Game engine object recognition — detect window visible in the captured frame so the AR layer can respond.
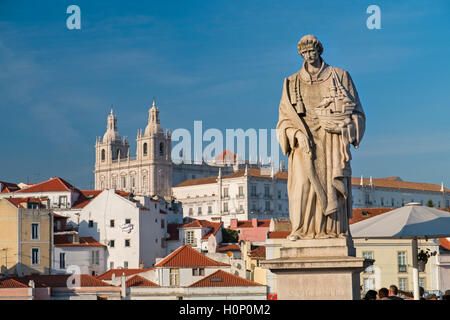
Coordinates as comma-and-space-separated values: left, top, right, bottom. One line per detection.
60, 253, 66, 269
391, 198, 395, 206
362, 251, 374, 273
197, 207, 202, 215
380, 197, 384, 206
170, 269, 179, 286
399, 278, 408, 291
278, 190, 281, 199
189, 208, 193, 216
59, 196, 68, 208
160, 142, 164, 156
124, 261, 128, 269
110, 261, 114, 269
398, 251, 407, 272
143, 143, 148, 156
31, 223, 39, 240
122, 177, 126, 188
223, 188, 229, 198
223, 202, 228, 212
192, 268, 205, 276
265, 201, 271, 211
88, 220, 94, 228
143, 176, 148, 188
132, 176, 135, 188
91, 250, 99, 265
186, 231, 195, 246
238, 186, 244, 197
110, 220, 115, 227
264, 185, 270, 197
250, 184, 257, 197
239, 204, 244, 213
31, 248, 39, 265
208, 206, 212, 214
419, 277, 425, 289
125, 239, 130, 247
365, 193, 370, 205
109, 240, 115, 248
101, 149, 105, 161
125, 218, 131, 224
161, 219, 165, 229
252, 202, 257, 211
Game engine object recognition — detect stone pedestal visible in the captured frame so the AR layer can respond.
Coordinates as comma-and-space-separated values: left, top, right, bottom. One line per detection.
260, 237, 373, 300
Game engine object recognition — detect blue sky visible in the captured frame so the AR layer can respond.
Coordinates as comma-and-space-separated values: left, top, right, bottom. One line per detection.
0, 0, 449, 189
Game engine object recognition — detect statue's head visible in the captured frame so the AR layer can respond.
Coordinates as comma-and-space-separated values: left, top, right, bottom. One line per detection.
298, 34, 323, 65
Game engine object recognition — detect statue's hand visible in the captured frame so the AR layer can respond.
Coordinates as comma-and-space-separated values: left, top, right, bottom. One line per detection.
295, 132, 311, 155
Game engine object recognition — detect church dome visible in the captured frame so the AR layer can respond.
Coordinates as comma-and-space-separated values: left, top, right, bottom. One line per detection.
103, 108, 122, 143
144, 100, 163, 136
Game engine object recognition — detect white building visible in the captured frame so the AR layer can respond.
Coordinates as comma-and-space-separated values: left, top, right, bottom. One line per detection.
352, 176, 449, 208
74, 189, 182, 269
52, 233, 107, 276
172, 167, 289, 227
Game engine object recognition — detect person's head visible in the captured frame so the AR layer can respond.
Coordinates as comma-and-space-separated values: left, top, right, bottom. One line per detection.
426, 293, 437, 300
378, 287, 389, 299
364, 290, 377, 300
442, 290, 450, 300
389, 285, 399, 296
298, 34, 323, 65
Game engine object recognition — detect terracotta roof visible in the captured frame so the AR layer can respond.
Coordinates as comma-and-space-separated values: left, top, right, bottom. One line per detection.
5, 275, 111, 288
167, 223, 181, 241
15, 177, 80, 193
4, 197, 46, 209
189, 270, 263, 287
352, 177, 450, 193
439, 238, 450, 251
349, 208, 394, 224
248, 246, 266, 259
54, 235, 106, 247
215, 150, 238, 162
125, 275, 159, 287
216, 244, 241, 252
97, 268, 153, 281
175, 176, 217, 187
0, 278, 29, 288
72, 190, 132, 209
267, 231, 290, 239
53, 213, 68, 219
155, 245, 230, 268
180, 219, 223, 239
234, 219, 271, 228
0, 181, 20, 193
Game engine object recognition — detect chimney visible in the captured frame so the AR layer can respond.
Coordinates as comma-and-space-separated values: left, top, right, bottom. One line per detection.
360, 175, 364, 186
112, 273, 116, 282
252, 218, 258, 228
139, 261, 144, 269
121, 273, 126, 299
369, 176, 373, 187
28, 280, 35, 288
230, 219, 238, 229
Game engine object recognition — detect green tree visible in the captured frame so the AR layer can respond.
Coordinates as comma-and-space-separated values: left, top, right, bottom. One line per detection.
222, 228, 239, 243
426, 200, 434, 207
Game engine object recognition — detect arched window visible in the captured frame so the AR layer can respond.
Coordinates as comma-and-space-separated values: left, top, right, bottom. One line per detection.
159, 142, 164, 156
101, 149, 105, 161
143, 143, 148, 156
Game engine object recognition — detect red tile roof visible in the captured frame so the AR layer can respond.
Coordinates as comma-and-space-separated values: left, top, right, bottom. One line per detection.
155, 245, 230, 268
439, 238, 450, 251
234, 219, 271, 228
125, 275, 159, 287
0, 181, 20, 193
54, 235, 106, 247
189, 270, 263, 287
248, 246, 266, 259
97, 268, 154, 281
5, 275, 111, 287
216, 244, 241, 252
349, 208, 394, 224
0, 278, 29, 288
4, 197, 47, 208
15, 177, 80, 193
72, 189, 132, 209
180, 219, 223, 240
352, 177, 450, 193
267, 231, 290, 239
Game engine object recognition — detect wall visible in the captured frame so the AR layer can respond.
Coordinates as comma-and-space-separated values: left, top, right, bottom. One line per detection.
0, 199, 19, 275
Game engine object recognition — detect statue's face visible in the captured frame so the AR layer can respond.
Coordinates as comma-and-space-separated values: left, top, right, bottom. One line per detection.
300, 47, 320, 65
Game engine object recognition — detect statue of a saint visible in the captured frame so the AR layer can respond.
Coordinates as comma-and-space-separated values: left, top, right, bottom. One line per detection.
277, 35, 366, 240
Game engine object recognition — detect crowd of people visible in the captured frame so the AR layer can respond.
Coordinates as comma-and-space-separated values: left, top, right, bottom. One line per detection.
363, 285, 450, 300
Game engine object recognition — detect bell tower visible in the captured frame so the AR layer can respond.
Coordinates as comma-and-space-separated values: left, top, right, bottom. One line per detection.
136, 99, 172, 197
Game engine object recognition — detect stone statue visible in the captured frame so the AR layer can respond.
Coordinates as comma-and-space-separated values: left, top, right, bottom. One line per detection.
277, 35, 366, 240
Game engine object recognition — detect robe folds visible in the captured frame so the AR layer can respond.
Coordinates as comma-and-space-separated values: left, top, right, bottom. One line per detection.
276, 60, 365, 239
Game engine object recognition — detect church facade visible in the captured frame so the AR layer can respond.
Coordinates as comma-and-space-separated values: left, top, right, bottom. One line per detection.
94, 101, 173, 197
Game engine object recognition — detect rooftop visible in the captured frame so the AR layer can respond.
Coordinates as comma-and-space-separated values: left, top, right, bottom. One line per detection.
125, 275, 159, 287
97, 268, 154, 281
189, 270, 263, 288
155, 245, 230, 268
